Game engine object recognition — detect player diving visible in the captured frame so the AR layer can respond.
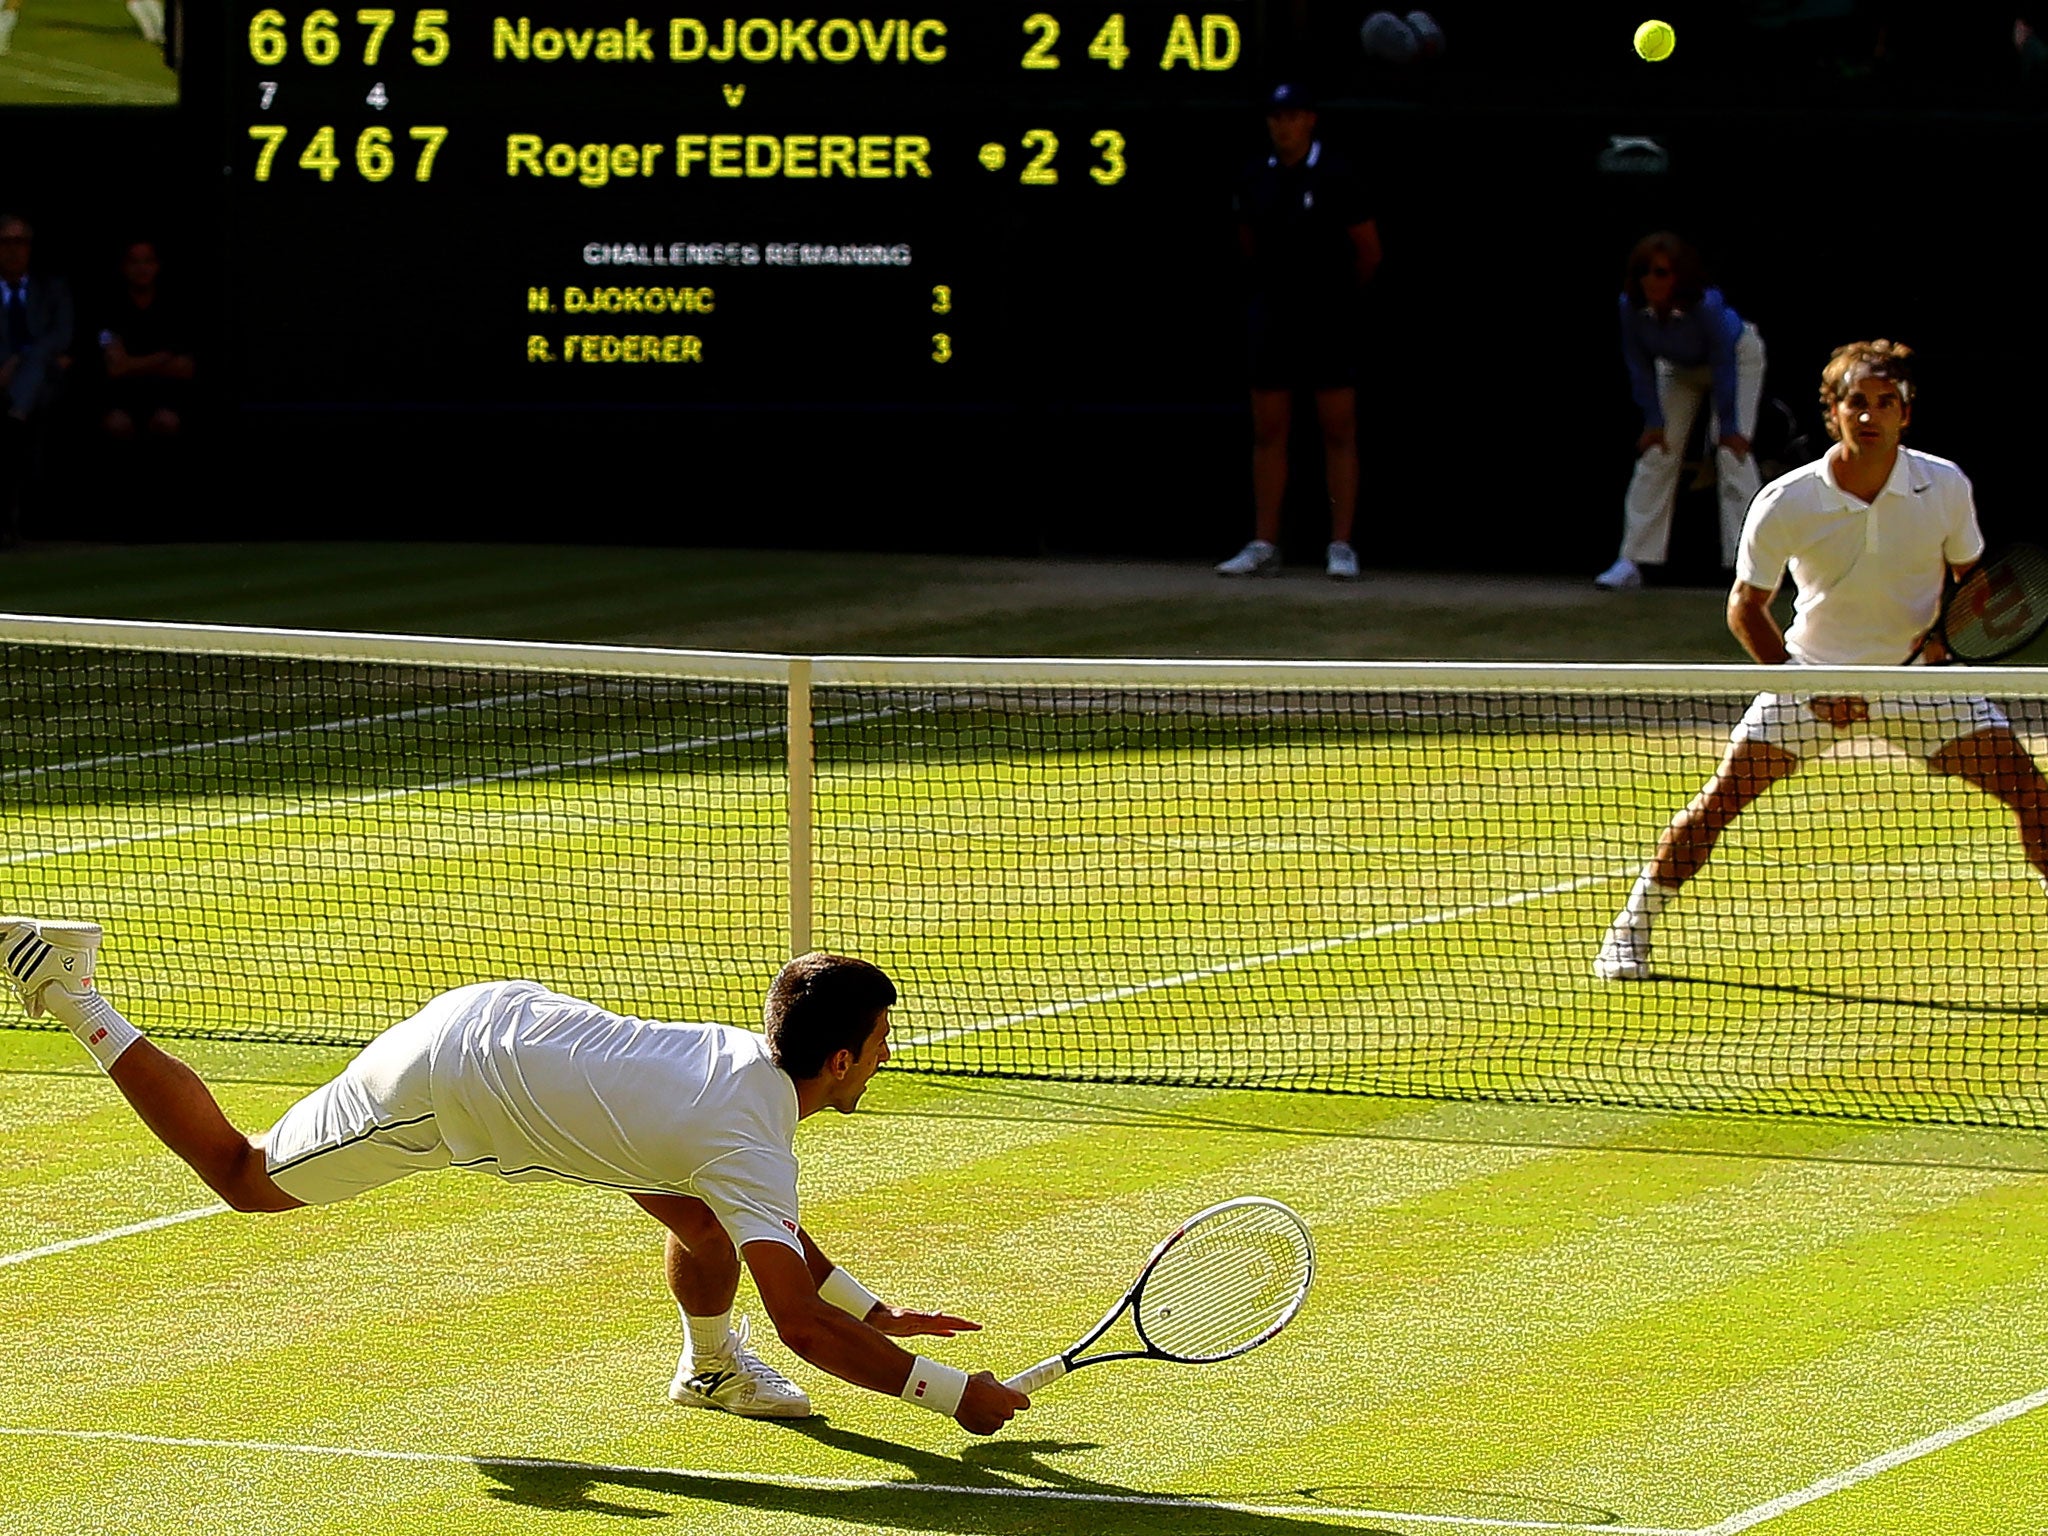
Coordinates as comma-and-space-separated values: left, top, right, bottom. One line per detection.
0, 918, 1031, 1435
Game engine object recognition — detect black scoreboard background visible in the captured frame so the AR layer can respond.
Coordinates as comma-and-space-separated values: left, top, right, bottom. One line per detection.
143, 4, 2045, 555
220, 5, 1264, 415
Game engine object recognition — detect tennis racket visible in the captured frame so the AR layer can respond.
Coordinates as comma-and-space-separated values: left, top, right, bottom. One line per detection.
1003, 1195, 1314, 1395
1908, 544, 2048, 664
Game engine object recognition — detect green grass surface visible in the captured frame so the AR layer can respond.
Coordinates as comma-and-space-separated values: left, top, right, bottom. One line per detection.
12, 539, 2045, 664
0, 541, 1764, 661
0, 0, 175, 104
5, 1030, 2047, 1534
5, 655, 2042, 1122
5, 544, 2048, 1530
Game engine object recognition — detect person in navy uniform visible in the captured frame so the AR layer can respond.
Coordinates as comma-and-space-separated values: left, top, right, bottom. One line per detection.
1216, 83, 1381, 582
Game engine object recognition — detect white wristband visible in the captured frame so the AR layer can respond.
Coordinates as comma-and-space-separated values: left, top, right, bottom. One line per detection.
819, 1266, 881, 1320
900, 1356, 969, 1417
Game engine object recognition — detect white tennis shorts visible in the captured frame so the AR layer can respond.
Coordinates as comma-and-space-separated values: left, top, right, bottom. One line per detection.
1731, 691, 2009, 761
261, 983, 495, 1205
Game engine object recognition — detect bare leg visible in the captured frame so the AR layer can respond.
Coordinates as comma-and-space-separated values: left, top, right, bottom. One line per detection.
634, 1192, 741, 1317
1249, 389, 1291, 545
17, 953, 308, 1215
1313, 387, 1358, 545
1929, 726, 2048, 879
1599, 735, 1801, 977
105, 1040, 303, 1211
1648, 736, 1803, 888
633, 1192, 812, 1415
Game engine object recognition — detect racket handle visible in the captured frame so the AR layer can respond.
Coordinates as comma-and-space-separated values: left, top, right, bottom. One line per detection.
1002, 1356, 1068, 1395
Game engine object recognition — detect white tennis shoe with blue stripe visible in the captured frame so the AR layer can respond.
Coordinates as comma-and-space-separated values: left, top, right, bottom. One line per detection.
668, 1316, 813, 1419
1, 918, 103, 1018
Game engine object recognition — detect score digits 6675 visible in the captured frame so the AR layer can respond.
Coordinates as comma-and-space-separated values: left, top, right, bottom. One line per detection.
241, 10, 1242, 73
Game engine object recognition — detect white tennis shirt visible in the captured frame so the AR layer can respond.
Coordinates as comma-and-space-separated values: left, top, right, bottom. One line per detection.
1736, 447, 1985, 665
426, 981, 803, 1254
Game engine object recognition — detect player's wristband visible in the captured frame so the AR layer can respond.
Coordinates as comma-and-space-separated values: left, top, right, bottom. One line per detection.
820, 1266, 881, 1320
900, 1357, 969, 1417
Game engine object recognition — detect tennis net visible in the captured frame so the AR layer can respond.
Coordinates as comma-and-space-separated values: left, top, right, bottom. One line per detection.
4, 614, 2045, 1127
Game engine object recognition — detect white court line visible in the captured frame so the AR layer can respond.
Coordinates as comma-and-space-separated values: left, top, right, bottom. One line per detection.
0, 707, 900, 872
0, 1426, 1694, 1533
897, 866, 1636, 1050
1698, 1384, 2048, 1533
0, 685, 594, 785
0, 1205, 227, 1270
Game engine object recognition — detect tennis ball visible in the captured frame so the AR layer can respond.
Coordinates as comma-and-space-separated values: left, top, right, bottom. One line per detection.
1634, 19, 1675, 61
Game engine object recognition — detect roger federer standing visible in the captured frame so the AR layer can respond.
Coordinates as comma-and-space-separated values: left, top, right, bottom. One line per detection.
1, 922, 1030, 1434
1215, 83, 1382, 582
1595, 339, 2048, 981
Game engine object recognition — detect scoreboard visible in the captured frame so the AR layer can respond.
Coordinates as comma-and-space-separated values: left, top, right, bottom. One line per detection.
223, 6, 1263, 410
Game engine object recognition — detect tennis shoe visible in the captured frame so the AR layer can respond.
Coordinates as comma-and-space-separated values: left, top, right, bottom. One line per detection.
1594, 557, 1642, 590
668, 1316, 813, 1419
1593, 923, 1651, 982
1216, 540, 1280, 577
1, 918, 103, 1018
1325, 541, 1360, 580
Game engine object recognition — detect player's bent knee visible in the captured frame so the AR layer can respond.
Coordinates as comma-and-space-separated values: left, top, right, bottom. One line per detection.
214, 1142, 304, 1213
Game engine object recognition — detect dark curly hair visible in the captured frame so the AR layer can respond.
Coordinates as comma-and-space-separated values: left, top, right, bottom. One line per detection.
763, 952, 897, 1080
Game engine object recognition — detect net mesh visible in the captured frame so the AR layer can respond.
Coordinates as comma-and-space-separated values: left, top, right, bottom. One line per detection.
5, 623, 2046, 1127
1, 642, 790, 1042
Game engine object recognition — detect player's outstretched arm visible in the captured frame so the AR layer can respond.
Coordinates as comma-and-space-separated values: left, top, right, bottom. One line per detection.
793, 1223, 982, 1338
743, 1239, 1026, 1435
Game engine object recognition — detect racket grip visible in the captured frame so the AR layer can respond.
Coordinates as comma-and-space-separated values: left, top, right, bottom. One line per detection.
1002, 1356, 1068, 1395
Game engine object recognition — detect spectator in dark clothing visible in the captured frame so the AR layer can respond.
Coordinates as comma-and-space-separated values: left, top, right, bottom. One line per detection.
0, 212, 73, 540
2018, 14, 2048, 91
0, 213, 71, 422
99, 239, 195, 441
1216, 83, 1382, 581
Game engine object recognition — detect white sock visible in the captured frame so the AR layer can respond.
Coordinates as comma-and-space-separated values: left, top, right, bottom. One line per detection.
682, 1307, 733, 1363
41, 985, 143, 1072
0, 11, 17, 53
1619, 871, 1679, 929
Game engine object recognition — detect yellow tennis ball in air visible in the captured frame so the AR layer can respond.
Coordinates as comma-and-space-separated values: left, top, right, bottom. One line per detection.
1634, 19, 1675, 61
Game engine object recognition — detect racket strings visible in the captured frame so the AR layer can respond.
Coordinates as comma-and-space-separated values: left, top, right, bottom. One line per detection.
1947, 546, 2048, 661
1135, 1206, 1313, 1361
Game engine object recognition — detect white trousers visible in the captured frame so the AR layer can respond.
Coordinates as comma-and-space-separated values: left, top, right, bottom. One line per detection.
1618, 323, 1766, 568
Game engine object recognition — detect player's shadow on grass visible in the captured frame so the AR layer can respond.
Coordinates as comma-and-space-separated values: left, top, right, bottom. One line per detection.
878, 1076, 2048, 1174
1658, 972, 2048, 1017
35, 19, 145, 37
475, 1418, 1398, 1533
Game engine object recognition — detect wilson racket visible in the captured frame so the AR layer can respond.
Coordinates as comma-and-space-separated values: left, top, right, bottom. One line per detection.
1003, 1195, 1314, 1395
1909, 544, 2048, 663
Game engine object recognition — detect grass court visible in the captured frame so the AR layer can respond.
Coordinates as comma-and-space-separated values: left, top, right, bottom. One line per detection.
4, 543, 2047, 1532
0, 0, 174, 106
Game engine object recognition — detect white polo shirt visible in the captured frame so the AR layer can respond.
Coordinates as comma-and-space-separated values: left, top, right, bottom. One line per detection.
1736, 447, 1984, 665
428, 981, 803, 1255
